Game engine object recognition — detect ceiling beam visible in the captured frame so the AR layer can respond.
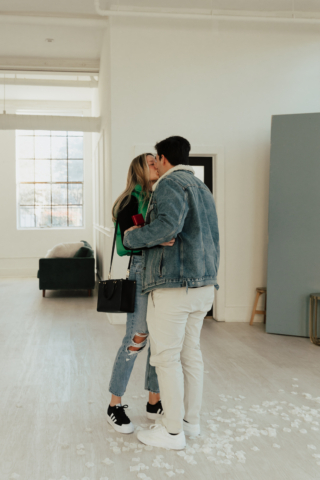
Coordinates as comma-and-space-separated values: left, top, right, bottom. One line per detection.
0, 12, 107, 28
0, 77, 98, 88
0, 114, 101, 132
0, 57, 99, 74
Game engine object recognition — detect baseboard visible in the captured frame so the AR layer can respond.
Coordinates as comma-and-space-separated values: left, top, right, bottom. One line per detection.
106, 312, 127, 325
225, 305, 265, 323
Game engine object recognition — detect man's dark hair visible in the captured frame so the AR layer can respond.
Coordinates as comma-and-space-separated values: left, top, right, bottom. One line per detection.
155, 136, 191, 166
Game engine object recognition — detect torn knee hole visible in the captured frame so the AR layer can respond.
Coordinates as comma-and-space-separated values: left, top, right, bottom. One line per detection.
127, 333, 148, 354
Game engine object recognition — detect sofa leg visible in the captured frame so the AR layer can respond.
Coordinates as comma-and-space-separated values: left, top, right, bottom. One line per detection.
88, 289, 92, 297
42, 290, 45, 298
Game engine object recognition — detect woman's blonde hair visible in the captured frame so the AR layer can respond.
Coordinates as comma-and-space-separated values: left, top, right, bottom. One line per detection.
112, 153, 154, 222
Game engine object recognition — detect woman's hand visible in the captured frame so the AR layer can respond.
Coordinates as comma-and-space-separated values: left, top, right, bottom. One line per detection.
124, 225, 141, 235
160, 238, 175, 247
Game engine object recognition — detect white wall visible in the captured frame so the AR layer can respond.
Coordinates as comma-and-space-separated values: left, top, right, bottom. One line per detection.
98, 17, 320, 322
0, 86, 94, 277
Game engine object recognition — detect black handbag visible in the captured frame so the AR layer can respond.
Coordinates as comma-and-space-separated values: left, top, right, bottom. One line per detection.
97, 219, 136, 313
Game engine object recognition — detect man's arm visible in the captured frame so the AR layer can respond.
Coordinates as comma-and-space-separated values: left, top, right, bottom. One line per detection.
123, 178, 188, 250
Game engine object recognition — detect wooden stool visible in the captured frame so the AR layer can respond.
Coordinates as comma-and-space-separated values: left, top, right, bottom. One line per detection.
250, 287, 267, 325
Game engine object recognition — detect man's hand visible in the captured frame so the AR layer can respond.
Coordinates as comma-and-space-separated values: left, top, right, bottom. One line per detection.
160, 238, 175, 247
125, 225, 141, 235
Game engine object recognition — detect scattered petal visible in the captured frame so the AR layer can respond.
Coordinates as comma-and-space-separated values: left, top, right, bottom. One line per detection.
300, 429, 308, 434
85, 462, 94, 468
166, 473, 176, 478
10, 475, 20, 480
273, 444, 281, 448
102, 458, 114, 466
176, 469, 185, 474
283, 428, 291, 433
308, 445, 317, 450
251, 446, 259, 451
76, 444, 85, 450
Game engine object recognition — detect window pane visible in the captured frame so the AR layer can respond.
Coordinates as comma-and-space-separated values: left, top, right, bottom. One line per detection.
17, 130, 34, 136
52, 184, 67, 205
68, 131, 83, 137
17, 136, 34, 159
68, 160, 83, 182
52, 136, 67, 159
51, 131, 67, 136
68, 136, 83, 159
35, 130, 49, 136
20, 207, 35, 227
35, 160, 51, 182
52, 160, 67, 182
35, 184, 51, 205
35, 136, 50, 159
19, 184, 34, 205
68, 184, 82, 205
68, 206, 82, 227
52, 207, 68, 227
18, 160, 34, 182
35, 207, 51, 227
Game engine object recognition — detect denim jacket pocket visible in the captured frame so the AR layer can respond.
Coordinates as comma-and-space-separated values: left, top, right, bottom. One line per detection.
159, 249, 164, 277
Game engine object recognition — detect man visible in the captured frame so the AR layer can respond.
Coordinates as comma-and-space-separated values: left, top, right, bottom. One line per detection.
123, 136, 220, 450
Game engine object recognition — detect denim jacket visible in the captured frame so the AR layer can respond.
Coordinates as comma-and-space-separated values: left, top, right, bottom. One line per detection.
123, 165, 220, 294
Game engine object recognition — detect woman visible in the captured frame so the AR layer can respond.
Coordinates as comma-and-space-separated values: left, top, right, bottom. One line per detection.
107, 153, 174, 434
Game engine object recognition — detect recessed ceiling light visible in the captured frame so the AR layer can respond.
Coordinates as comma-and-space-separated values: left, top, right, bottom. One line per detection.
45, 38, 54, 43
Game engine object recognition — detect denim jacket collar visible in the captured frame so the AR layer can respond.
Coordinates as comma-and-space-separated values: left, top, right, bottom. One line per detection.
152, 164, 195, 192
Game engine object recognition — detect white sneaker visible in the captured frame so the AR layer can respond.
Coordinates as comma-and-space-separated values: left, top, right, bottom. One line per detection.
183, 420, 201, 437
137, 424, 186, 450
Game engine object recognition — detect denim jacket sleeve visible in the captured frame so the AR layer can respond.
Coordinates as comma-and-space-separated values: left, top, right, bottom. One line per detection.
123, 178, 189, 249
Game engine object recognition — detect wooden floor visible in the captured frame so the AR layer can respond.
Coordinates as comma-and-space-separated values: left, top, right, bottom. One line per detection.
1, 278, 320, 480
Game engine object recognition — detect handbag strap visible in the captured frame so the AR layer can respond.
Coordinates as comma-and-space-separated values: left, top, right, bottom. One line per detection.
108, 217, 134, 280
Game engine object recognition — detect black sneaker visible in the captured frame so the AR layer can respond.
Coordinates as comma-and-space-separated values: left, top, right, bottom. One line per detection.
107, 404, 134, 434
146, 400, 164, 420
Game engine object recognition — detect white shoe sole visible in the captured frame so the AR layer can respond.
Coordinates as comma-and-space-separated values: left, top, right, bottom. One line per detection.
146, 412, 164, 420
107, 415, 134, 434
183, 422, 201, 437
137, 431, 186, 450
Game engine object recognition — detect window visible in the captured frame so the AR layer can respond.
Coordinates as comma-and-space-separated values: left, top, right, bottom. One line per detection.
16, 130, 84, 228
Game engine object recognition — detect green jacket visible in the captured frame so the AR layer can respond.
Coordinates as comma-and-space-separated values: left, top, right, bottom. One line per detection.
115, 184, 149, 257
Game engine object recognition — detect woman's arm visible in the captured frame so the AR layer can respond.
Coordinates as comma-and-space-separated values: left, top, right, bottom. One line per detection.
117, 196, 140, 251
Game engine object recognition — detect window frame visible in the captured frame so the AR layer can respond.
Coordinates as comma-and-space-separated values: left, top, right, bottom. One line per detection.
16, 129, 85, 230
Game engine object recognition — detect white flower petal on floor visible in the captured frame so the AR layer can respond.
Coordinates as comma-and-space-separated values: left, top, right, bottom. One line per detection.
122, 447, 130, 452
299, 429, 308, 434
85, 462, 94, 468
166, 472, 176, 478
140, 395, 146, 398
132, 457, 140, 462
176, 469, 185, 473
132, 395, 139, 399
137, 474, 147, 479
273, 444, 281, 448
251, 446, 259, 451
135, 449, 143, 453
308, 445, 316, 450
10, 474, 20, 479
283, 428, 291, 433
102, 457, 114, 465
76, 444, 85, 450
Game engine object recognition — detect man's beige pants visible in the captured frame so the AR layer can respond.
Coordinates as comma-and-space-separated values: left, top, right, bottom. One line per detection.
147, 285, 215, 434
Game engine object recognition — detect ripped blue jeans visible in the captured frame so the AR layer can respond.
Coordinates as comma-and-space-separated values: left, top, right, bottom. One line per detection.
109, 255, 160, 397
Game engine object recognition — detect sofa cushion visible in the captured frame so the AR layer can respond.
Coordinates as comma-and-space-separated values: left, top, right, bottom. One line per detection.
73, 246, 94, 258
45, 242, 84, 258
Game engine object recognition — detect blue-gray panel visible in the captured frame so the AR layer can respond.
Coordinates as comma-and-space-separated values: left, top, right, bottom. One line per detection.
267, 112, 320, 337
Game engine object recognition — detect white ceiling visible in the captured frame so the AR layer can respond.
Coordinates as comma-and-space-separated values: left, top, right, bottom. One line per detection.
1, 0, 320, 15
1, 0, 320, 75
